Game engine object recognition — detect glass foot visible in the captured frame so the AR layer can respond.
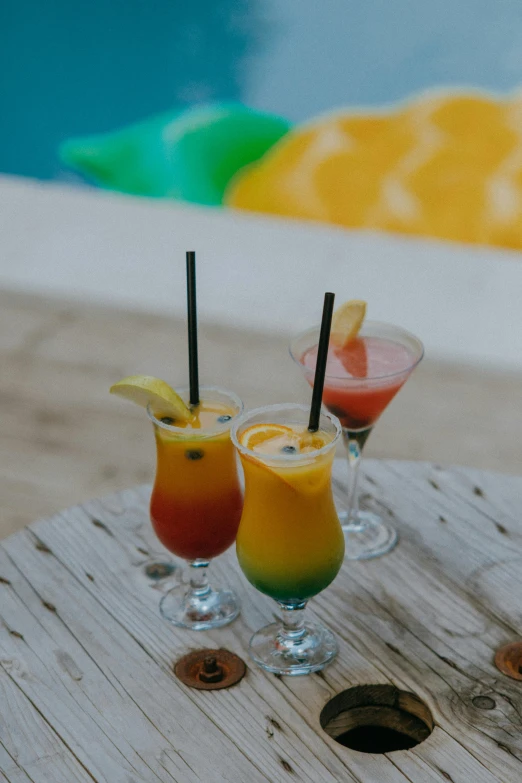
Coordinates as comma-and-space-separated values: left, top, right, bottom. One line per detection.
338, 510, 398, 560
249, 621, 338, 675
159, 585, 240, 631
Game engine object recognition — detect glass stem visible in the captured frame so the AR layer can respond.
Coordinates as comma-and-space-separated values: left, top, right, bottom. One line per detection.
342, 428, 372, 531
278, 601, 307, 645
187, 559, 212, 600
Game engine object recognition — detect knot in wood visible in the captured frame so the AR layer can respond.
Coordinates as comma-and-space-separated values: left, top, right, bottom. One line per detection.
144, 561, 176, 580
472, 695, 496, 710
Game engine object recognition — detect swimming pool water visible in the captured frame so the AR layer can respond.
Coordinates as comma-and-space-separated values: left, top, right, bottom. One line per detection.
3, 0, 522, 180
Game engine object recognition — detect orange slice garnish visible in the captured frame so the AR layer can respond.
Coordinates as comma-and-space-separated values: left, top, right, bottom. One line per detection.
239, 423, 295, 452
240, 423, 330, 455
331, 300, 367, 349
239, 424, 333, 491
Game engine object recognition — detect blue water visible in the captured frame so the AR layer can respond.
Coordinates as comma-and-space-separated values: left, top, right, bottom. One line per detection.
3, 0, 522, 180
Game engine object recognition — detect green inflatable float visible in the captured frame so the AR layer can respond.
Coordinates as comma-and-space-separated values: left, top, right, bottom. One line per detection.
60, 103, 291, 206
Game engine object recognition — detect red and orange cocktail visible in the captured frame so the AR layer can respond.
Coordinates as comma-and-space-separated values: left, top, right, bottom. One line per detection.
150, 398, 242, 561
147, 386, 244, 629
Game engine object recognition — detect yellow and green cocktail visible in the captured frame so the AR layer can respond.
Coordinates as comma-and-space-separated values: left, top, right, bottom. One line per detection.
232, 403, 343, 675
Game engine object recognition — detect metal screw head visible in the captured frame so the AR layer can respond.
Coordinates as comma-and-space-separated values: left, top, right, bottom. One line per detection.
174, 649, 246, 690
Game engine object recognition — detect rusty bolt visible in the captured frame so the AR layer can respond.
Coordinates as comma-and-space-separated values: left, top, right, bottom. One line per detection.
174, 648, 246, 690
199, 655, 224, 683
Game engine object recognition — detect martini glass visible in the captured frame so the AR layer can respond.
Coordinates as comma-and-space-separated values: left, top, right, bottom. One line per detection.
290, 321, 424, 560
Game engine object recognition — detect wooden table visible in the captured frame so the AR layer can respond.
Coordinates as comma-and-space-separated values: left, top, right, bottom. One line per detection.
1, 459, 522, 782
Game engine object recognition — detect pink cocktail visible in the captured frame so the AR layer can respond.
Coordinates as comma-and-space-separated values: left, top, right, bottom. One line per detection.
301, 336, 414, 429
291, 321, 423, 560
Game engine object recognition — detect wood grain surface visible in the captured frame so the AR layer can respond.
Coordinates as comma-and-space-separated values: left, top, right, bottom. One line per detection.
1, 459, 522, 781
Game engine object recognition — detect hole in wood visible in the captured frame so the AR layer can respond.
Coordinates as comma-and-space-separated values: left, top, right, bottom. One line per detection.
320, 684, 433, 754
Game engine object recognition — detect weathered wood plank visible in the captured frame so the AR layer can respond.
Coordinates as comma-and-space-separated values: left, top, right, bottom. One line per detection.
8, 489, 409, 782
1, 525, 370, 781
0, 662, 94, 783
328, 460, 522, 779
0, 544, 269, 783
2, 460, 522, 781
65, 476, 521, 780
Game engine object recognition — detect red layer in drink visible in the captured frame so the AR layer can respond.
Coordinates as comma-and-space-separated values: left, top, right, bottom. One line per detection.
151, 488, 243, 561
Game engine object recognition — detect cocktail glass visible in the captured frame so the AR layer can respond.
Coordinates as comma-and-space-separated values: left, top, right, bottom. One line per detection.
231, 403, 344, 675
290, 322, 424, 560
147, 386, 243, 630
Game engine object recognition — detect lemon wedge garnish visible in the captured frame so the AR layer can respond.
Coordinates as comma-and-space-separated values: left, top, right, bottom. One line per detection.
331, 300, 367, 349
109, 375, 192, 422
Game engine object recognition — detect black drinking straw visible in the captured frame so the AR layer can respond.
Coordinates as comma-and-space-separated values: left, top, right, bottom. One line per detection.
308, 292, 335, 432
186, 251, 200, 406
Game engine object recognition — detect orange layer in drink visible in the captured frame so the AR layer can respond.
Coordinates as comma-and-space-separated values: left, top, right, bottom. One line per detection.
236, 424, 344, 602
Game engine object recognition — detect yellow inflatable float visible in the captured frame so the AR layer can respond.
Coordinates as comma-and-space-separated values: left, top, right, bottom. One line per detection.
226, 91, 522, 250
